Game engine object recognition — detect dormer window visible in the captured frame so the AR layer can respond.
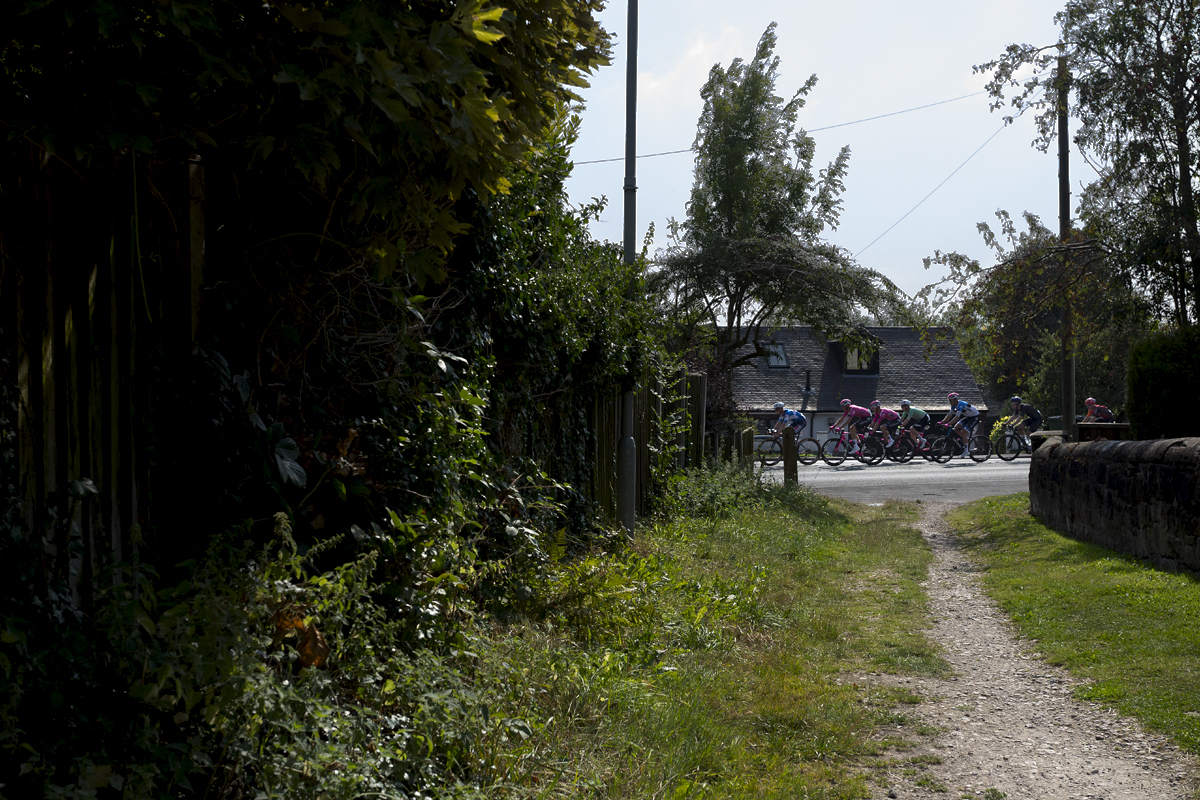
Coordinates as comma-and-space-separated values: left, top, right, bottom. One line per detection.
836, 343, 879, 375
765, 343, 788, 368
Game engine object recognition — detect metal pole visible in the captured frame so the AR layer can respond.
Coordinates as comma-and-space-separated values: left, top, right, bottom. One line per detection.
1057, 54, 1075, 441
616, 0, 639, 535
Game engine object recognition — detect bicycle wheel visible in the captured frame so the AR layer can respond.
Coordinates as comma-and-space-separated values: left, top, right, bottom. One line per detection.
930, 436, 956, 464
756, 438, 782, 467
821, 437, 848, 466
796, 437, 821, 466
860, 437, 885, 465
993, 434, 1021, 462
893, 438, 915, 463
967, 435, 991, 462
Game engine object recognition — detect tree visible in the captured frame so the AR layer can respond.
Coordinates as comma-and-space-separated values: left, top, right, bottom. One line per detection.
924, 211, 1154, 417
650, 23, 896, 424
976, 0, 1200, 323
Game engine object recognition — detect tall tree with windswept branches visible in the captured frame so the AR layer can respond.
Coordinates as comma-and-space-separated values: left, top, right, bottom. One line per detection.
652, 23, 896, 422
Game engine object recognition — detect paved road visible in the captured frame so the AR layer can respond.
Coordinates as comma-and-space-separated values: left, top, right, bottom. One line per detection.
763, 454, 1031, 504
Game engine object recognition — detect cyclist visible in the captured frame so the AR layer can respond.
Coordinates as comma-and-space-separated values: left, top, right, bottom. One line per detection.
1005, 396, 1042, 445
1082, 397, 1115, 423
831, 398, 873, 454
941, 392, 981, 458
772, 401, 808, 437
898, 399, 931, 449
867, 400, 901, 448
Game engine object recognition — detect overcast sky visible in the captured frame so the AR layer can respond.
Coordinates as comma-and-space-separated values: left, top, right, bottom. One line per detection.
564, 0, 1097, 299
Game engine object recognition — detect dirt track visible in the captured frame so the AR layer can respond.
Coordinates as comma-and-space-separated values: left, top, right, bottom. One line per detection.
856, 502, 1198, 800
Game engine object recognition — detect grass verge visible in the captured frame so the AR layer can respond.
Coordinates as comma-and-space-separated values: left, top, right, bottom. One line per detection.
947, 492, 1200, 753
474, 463, 948, 798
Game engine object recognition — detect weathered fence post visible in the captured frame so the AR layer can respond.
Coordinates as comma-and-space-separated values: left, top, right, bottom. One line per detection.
721, 432, 732, 463
741, 427, 755, 472
617, 391, 636, 535
783, 425, 798, 485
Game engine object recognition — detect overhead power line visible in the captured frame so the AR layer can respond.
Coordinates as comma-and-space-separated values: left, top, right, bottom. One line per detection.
854, 124, 1007, 258
573, 89, 988, 165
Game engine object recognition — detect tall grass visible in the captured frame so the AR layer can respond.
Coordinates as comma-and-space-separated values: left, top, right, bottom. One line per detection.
474, 463, 948, 798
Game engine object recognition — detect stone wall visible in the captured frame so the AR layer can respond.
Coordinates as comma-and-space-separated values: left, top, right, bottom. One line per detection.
1029, 437, 1200, 573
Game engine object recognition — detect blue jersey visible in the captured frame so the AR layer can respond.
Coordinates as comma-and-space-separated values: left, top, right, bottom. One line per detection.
953, 400, 979, 417
781, 409, 807, 430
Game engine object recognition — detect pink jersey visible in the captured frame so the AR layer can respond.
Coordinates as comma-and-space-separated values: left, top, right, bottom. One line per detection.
844, 404, 871, 418
871, 408, 900, 425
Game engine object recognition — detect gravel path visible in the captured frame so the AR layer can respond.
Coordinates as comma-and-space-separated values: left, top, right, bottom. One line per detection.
858, 501, 1198, 800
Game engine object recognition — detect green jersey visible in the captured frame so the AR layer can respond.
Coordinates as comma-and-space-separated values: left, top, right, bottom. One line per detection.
900, 406, 927, 424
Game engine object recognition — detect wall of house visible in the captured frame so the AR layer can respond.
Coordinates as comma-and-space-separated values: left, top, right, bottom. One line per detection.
1029, 437, 1200, 572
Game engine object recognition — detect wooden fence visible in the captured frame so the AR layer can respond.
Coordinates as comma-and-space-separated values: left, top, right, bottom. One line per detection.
591, 371, 707, 521
2, 149, 203, 605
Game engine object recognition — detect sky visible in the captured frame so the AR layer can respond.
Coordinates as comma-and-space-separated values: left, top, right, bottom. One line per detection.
563, 0, 1098, 300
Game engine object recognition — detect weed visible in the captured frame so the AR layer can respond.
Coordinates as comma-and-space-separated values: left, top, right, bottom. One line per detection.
916, 774, 948, 791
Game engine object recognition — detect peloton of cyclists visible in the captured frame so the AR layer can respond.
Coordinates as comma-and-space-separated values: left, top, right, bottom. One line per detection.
831, 398, 873, 455
1005, 396, 1042, 446
866, 400, 901, 448
897, 399, 931, 450
941, 392, 981, 459
772, 401, 808, 438
1082, 397, 1115, 423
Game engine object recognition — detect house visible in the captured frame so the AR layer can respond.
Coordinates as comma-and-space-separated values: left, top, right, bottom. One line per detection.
732, 327, 991, 437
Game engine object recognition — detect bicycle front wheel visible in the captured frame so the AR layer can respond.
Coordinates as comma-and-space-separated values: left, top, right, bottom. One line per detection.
968, 435, 991, 462
756, 438, 782, 467
796, 437, 821, 466
860, 437, 885, 465
993, 434, 1021, 462
821, 438, 848, 466
930, 436, 956, 464
893, 438, 915, 463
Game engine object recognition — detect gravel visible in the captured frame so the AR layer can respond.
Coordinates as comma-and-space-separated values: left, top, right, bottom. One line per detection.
856, 501, 1199, 799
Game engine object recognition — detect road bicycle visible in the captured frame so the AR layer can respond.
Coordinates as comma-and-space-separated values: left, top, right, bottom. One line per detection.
919, 419, 990, 463
909, 421, 954, 463
821, 426, 867, 466
859, 426, 915, 464
992, 423, 1034, 462
755, 432, 821, 467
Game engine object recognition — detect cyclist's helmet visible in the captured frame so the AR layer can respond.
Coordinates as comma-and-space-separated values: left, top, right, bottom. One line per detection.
869, 400, 881, 409
900, 399, 911, 408
773, 402, 785, 410
1085, 397, 1097, 406
947, 392, 959, 402
1010, 395, 1022, 405
840, 398, 851, 407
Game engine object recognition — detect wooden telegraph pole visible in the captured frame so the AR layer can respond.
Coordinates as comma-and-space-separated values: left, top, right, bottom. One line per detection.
616, 0, 639, 535
1057, 54, 1076, 441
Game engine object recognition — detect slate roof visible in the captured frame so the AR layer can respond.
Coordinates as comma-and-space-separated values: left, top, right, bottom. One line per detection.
731, 326, 989, 417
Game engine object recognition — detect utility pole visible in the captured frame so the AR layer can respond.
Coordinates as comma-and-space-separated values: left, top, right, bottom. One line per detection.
616, 0, 638, 536
1057, 54, 1075, 441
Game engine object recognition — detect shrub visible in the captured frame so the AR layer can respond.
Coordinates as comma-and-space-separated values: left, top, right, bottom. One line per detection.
1126, 327, 1200, 439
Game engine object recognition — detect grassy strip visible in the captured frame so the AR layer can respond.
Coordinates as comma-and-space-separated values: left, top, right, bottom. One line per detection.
474, 464, 948, 798
947, 492, 1200, 753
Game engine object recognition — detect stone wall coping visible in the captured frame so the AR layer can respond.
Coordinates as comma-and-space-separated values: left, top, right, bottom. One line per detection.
1032, 437, 1200, 465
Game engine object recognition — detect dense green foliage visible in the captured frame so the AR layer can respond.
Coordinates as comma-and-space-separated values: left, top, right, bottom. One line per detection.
976, 0, 1200, 325
927, 211, 1154, 418
2, 0, 610, 283
0, 3, 685, 798
1126, 326, 1200, 438
651, 23, 896, 426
